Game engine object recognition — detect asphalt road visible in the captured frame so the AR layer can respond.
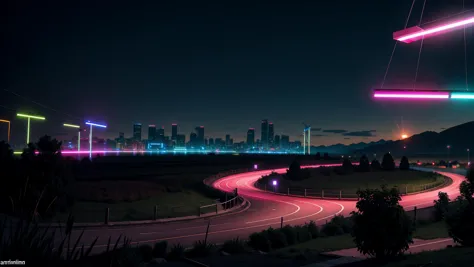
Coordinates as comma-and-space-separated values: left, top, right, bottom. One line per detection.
60, 165, 464, 254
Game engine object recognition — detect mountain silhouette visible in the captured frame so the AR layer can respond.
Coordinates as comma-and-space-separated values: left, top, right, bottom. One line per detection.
356, 121, 474, 157
312, 139, 388, 154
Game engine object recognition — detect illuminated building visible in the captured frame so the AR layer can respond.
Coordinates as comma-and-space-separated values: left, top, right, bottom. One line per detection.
274, 135, 280, 149
280, 135, 290, 150
261, 119, 268, 149
148, 125, 156, 141
133, 123, 142, 141
176, 134, 186, 147
268, 122, 274, 147
225, 134, 231, 147
195, 126, 204, 146
208, 138, 214, 148
189, 132, 197, 147
157, 126, 165, 142
171, 123, 178, 142
247, 128, 255, 146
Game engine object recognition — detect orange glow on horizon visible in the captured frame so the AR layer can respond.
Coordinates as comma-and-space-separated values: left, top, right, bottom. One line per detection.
401, 134, 408, 139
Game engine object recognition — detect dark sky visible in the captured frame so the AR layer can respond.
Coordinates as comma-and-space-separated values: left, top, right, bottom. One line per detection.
2, 0, 474, 146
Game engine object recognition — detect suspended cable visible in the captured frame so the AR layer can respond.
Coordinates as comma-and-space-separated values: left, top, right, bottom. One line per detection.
420, 8, 474, 26
381, 0, 417, 88
2, 88, 82, 120
413, 0, 427, 89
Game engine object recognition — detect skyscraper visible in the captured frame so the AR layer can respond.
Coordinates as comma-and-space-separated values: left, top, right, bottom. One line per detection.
261, 119, 268, 149
268, 122, 274, 148
195, 126, 204, 146
171, 123, 178, 142
274, 135, 280, 149
247, 128, 255, 146
157, 126, 165, 142
189, 132, 197, 147
225, 134, 231, 147
280, 135, 290, 150
133, 123, 142, 141
176, 134, 185, 147
148, 125, 156, 141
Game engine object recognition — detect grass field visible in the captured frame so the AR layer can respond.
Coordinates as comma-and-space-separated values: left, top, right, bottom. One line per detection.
50, 180, 223, 223
381, 247, 473, 267
262, 168, 446, 197
414, 221, 450, 239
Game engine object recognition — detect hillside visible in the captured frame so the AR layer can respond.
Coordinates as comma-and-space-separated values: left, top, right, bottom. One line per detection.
356, 121, 474, 157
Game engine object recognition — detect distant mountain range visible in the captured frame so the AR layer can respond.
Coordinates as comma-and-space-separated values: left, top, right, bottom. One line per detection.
311, 140, 388, 154
354, 121, 474, 157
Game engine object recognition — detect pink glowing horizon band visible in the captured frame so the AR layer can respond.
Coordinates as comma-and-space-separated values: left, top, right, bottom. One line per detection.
394, 16, 474, 43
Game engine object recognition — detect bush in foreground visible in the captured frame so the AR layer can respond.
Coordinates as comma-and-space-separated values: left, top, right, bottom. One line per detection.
248, 231, 271, 252
222, 238, 247, 254
351, 186, 413, 259
445, 167, 474, 246
433, 192, 450, 222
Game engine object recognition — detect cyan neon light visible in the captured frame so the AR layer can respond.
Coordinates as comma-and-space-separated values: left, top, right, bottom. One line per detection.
450, 92, 474, 99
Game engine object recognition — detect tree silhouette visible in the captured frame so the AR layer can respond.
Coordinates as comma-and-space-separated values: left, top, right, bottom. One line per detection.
351, 186, 413, 259
342, 158, 353, 171
323, 153, 329, 160
381, 153, 395, 170
286, 160, 302, 180
36, 135, 62, 156
0, 141, 14, 163
445, 167, 474, 246
358, 155, 370, 172
399, 156, 410, 170
315, 152, 321, 160
371, 159, 381, 170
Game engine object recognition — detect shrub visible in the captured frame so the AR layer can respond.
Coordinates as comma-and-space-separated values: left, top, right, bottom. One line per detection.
222, 237, 246, 254
306, 220, 320, 238
351, 186, 413, 259
358, 155, 370, 172
187, 240, 214, 258
342, 158, 353, 171
399, 156, 410, 170
266, 228, 288, 249
286, 161, 310, 181
329, 215, 352, 234
152, 241, 168, 258
381, 153, 395, 170
248, 231, 271, 252
166, 243, 185, 261
139, 244, 153, 262
445, 167, 474, 246
445, 198, 474, 246
321, 221, 344, 236
281, 225, 297, 245
371, 159, 381, 170
293, 225, 312, 243
433, 192, 450, 222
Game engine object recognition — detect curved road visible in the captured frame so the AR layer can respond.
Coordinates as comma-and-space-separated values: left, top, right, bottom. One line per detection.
66, 165, 465, 253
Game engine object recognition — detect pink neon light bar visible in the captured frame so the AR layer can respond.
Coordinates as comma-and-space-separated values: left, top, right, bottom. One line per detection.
394, 16, 474, 43
373, 90, 450, 99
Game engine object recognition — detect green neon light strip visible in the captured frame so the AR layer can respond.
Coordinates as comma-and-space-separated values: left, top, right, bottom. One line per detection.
63, 123, 80, 128
17, 113, 46, 120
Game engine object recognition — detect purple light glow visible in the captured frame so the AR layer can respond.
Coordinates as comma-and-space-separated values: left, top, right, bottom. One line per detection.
254, 164, 258, 169
85, 121, 107, 128
272, 180, 277, 186
394, 16, 474, 43
373, 90, 450, 99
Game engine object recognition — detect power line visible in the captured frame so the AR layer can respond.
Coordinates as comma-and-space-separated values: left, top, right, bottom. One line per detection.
413, 0, 427, 89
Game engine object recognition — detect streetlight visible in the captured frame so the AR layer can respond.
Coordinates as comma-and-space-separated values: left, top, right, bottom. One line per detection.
0, 119, 11, 143
272, 180, 278, 192
63, 123, 82, 152
85, 121, 107, 158
467, 148, 470, 166
447, 145, 451, 163
17, 113, 45, 145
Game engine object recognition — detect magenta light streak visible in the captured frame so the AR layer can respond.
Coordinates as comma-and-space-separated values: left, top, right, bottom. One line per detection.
394, 16, 474, 43
373, 90, 449, 99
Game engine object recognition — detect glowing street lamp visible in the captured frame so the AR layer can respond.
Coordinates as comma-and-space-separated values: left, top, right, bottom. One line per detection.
447, 145, 451, 163
272, 180, 278, 192
85, 121, 107, 158
467, 149, 470, 166
17, 113, 45, 145
63, 123, 82, 152
0, 119, 11, 143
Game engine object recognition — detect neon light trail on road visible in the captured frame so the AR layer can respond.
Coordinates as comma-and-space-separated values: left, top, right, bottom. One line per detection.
373, 89, 474, 100
394, 16, 474, 43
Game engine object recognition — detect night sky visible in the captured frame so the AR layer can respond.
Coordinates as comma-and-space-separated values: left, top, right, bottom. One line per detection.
3, 0, 474, 147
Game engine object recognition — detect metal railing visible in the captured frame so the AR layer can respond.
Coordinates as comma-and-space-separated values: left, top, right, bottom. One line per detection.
255, 176, 449, 200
